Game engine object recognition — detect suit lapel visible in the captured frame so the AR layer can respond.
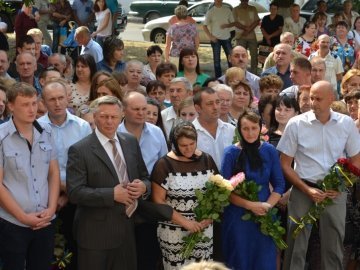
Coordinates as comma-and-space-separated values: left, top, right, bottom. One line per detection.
90, 133, 119, 182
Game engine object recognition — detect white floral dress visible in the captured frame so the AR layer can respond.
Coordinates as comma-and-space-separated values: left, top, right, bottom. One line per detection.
151, 153, 218, 270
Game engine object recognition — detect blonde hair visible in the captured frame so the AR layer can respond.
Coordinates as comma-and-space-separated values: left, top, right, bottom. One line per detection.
177, 96, 195, 117
331, 101, 349, 115
27, 28, 43, 39
175, 5, 188, 20
341, 69, 360, 95
181, 261, 229, 270
224, 67, 245, 86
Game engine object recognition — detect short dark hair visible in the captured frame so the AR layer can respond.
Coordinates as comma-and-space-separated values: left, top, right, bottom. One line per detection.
73, 54, 97, 83
291, 57, 312, 72
147, 45, 163, 57
103, 37, 124, 63
344, 90, 360, 103
146, 80, 166, 94
193, 87, 215, 106
156, 62, 177, 78
178, 47, 200, 75
269, 94, 300, 132
18, 35, 35, 49
336, 20, 349, 29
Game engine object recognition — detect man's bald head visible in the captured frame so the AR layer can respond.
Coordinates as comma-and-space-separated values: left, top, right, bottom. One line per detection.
310, 81, 335, 119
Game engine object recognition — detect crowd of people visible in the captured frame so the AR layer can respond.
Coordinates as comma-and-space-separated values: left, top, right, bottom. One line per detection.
0, 0, 360, 270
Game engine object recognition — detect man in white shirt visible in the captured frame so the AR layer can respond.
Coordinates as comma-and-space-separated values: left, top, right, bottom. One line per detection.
193, 87, 235, 170
75, 26, 103, 63
203, 0, 234, 78
309, 34, 343, 96
278, 81, 360, 270
283, 4, 306, 38
161, 77, 193, 138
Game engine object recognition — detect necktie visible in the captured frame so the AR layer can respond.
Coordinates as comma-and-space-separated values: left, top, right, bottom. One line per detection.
109, 139, 137, 217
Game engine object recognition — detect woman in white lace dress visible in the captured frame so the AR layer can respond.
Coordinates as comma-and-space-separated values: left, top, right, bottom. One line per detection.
151, 122, 218, 269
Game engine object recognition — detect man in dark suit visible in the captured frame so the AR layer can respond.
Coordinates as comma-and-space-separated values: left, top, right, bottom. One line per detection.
66, 95, 163, 270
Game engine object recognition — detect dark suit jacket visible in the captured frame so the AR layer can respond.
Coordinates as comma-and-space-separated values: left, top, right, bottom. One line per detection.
66, 132, 157, 252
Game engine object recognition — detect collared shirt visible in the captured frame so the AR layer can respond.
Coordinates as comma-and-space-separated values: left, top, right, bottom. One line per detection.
309, 51, 343, 93
277, 110, 360, 183
193, 118, 235, 170
177, 71, 210, 87
161, 106, 177, 139
38, 110, 92, 181
283, 16, 306, 38
261, 66, 293, 90
118, 122, 167, 173
204, 4, 234, 40
218, 71, 260, 98
72, 0, 94, 25
97, 59, 126, 73
0, 118, 57, 227
232, 4, 259, 40
81, 39, 104, 63
95, 128, 127, 182
15, 77, 42, 95
281, 85, 299, 97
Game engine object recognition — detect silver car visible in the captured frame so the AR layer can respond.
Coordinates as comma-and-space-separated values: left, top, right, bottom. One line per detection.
142, 0, 269, 45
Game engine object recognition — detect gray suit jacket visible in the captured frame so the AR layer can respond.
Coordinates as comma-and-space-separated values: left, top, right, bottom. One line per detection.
66, 132, 170, 252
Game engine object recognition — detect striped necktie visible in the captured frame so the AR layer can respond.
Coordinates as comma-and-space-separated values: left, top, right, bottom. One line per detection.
109, 139, 137, 217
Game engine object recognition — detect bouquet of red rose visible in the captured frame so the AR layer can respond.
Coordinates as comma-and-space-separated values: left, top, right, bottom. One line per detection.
290, 158, 360, 238
180, 173, 244, 259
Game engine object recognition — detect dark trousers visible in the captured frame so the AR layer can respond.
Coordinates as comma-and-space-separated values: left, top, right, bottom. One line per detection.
0, 217, 54, 270
78, 245, 137, 270
57, 202, 77, 270
135, 223, 161, 270
210, 39, 232, 78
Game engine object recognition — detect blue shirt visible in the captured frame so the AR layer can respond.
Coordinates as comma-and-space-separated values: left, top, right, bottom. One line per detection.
15, 77, 42, 95
97, 59, 126, 73
261, 66, 293, 90
38, 110, 92, 182
118, 122, 168, 173
0, 119, 57, 227
81, 39, 104, 63
72, 0, 94, 25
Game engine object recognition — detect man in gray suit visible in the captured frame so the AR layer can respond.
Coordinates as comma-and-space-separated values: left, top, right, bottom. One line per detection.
66, 96, 155, 270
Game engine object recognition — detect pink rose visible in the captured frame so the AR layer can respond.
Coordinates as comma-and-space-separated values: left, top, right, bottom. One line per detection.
229, 172, 246, 188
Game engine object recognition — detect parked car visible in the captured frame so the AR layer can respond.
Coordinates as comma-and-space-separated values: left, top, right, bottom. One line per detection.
299, 0, 344, 21
142, 0, 269, 45
129, 0, 203, 23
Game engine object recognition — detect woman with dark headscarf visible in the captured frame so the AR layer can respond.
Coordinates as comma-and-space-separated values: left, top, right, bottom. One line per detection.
221, 110, 285, 270
151, 121, 218, 269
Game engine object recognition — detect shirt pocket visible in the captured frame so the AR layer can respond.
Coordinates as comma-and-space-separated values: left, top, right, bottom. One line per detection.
3, 150, 22, 171
39, 143, 53, 164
